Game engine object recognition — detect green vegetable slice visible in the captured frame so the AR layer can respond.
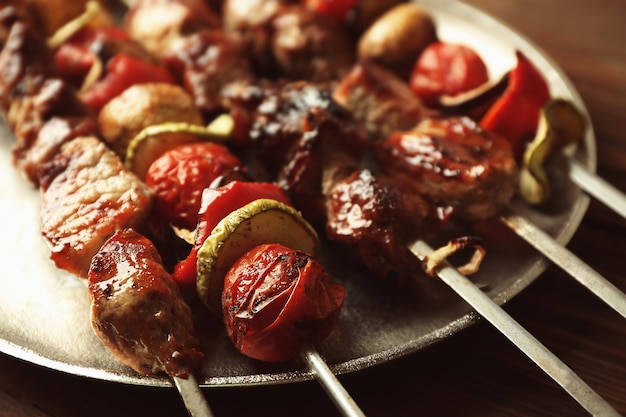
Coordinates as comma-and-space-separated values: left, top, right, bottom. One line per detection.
196, 198, 320, 316
124, 114, 234, 180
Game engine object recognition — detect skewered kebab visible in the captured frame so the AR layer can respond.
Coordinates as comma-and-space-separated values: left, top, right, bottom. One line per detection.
0, 3, 366, 415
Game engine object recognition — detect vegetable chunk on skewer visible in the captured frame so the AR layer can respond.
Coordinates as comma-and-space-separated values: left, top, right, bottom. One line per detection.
197, 197, 320, 316
223, 243, 345, 363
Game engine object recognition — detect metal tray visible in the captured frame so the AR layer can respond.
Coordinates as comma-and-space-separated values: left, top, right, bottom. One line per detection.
0, 0, 594, 388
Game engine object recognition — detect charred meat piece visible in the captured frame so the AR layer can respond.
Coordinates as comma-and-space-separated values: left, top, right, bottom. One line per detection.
0, 19, 55, 117
224, 0, 354, 81
374, 116, 519, 222
0, 14, 95, 185
224, 80, 367, 177
332, 60, 430, 141
39, 136, 154, 278
89, 228, 204, 378
15, 115, 96, 185
223, 79, 368, 225
0, 2, 36, 48
164, 30, 254, 117
326, 169, 428, 281
269, 5, 355, 82
8, 78, 93, 185
222, 0, 294, 70
124, 0, 221, 57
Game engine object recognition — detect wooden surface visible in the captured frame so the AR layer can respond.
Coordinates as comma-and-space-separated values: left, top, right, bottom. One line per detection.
2, 0, 626, 416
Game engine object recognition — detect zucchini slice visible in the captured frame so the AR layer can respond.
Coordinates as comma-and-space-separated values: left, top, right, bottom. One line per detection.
124, 114, 234, 180
196, 198, 320, 316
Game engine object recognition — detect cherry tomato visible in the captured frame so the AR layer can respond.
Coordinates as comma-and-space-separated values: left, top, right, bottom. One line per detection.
222, 243, 345, 363
81, 53, 176, 113
409, 41, 489, 107
146, 142, 244, 232
172, 181, 292, 291
301, 0, 358, 24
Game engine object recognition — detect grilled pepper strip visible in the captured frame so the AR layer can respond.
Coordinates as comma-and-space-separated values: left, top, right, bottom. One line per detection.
480, 51, 550, 157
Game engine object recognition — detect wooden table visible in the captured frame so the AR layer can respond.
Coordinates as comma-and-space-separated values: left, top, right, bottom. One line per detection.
1, 0, 625, 416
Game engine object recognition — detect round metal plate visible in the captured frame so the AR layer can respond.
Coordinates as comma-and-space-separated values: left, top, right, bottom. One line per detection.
0, 0, 594, 388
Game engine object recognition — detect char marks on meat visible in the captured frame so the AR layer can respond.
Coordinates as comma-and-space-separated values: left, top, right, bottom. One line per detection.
223, 0, 354, 82
164, 30, 254, 117
223, 79, 368, 225
326, 169, 428, 281
0, 8, 95, 185
39, 136, 153, 278
89, 228, 204, 378
333, 60, 430, 141
374, 116, 519, 222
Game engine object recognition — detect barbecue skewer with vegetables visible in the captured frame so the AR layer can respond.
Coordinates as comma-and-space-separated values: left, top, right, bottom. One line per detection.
191, 183, 345, 363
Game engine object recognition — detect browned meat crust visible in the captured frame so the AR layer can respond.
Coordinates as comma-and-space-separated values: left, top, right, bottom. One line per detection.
39, 136, 154, 278
88, 228, 204, 377
374, 116, 519, 222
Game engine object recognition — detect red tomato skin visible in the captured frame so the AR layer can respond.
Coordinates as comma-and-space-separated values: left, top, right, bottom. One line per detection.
146, 142, 243, 232
301, 0, 358, 24
81, 53, 176, 113
409, 41, 489, 106
222, 243, 345, 363
172, 182, 292, 291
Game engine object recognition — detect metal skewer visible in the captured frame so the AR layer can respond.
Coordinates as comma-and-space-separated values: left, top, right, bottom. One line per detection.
300, 343, 367, 417
501, 212, 626, 319
563, 155, 626, 222
173, 374, 216, 417
409, 239, 622, 417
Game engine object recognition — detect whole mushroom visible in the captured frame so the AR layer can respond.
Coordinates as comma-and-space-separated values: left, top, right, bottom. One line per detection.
357, 3, 437, 78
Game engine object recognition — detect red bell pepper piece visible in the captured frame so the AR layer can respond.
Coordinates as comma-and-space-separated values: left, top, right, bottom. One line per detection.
82, 53, 176, 113
480, 51, 551, 157
172, 181, 292, 291
54, 27, 133, 85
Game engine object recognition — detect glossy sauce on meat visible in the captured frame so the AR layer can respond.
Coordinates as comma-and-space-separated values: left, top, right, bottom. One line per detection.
326, 169, 428, 281
88, 228, 204, 378
223, 80, 368, 225
39, 136, 153, 278
374, 116, 519, 222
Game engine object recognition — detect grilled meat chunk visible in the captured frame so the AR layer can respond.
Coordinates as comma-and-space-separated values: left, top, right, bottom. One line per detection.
39, 136, 154, 278
124, 0, 221, 57
164, 30, 254, 117
268, 5, 355, 82
16, 115, 96, 185
0, 9, 95, 185
223, 79, 368, 225
224, 0, 354, 81
326, 169, 428, 281
332, 60, 429, 141
88, 228, 204, 377
374, 116, 519, 222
